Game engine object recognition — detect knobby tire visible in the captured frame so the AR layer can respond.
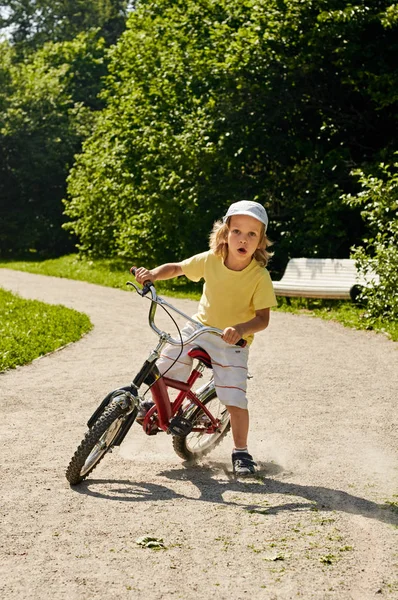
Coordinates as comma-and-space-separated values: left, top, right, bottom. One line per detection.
66, 402, 127, 485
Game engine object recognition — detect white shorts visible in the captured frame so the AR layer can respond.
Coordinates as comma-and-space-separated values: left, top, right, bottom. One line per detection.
157, 322, 250, 409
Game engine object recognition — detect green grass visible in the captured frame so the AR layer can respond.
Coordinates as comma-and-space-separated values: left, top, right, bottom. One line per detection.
0, 287, 92, 372
275, 297, 398, 341
1, 254, 396, 342
0, 255, 202, 300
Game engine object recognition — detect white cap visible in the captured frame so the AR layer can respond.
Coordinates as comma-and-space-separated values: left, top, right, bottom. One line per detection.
223, 200, 268, 231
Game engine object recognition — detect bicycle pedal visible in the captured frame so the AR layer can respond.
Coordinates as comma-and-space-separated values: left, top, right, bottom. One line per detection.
168, 416, 193, 437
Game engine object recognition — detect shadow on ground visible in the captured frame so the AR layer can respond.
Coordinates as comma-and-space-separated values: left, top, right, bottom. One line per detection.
70, 461, 398, 527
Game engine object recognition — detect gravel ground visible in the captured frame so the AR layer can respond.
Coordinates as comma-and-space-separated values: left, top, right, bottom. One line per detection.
0, 268, 397, 600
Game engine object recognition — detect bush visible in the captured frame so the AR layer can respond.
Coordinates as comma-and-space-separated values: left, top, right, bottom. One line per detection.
343, 160, 398, 322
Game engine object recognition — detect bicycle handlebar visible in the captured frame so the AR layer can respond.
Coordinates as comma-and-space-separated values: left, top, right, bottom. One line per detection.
128, 268, 247, 348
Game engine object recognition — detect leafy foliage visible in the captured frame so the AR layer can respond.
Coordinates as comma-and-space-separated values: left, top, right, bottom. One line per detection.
343, 160, 398, 322
64, 0, 398, 273
0, 0, 131, 51
0, 31, 107, 257
0, 287, 92, 371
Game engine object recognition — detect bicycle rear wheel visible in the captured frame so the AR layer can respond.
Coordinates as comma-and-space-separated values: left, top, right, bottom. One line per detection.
66, 402, 127, 485
172, 384, 230, 461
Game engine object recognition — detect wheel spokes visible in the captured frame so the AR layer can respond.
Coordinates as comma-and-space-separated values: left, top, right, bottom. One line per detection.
185, 402, 229, 453
80, 417, 123, 476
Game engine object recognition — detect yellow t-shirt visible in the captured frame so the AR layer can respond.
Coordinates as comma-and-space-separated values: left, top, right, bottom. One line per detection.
180, 250, 277, 344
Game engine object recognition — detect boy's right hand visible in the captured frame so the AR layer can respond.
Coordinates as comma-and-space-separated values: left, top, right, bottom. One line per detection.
130, 266, 154, 285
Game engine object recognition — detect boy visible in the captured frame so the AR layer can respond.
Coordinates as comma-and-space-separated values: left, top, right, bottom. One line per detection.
134, 200, 276, 475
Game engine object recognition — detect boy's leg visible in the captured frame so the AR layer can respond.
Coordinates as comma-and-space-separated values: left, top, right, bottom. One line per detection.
227, 405, 257, 475
193, 334, 257, 475
227, 406, 249, 449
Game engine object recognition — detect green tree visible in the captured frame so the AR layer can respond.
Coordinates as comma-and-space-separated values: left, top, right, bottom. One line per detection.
0, 0, 131, 51
64, 0, 398, 271
0, 31, 107, 256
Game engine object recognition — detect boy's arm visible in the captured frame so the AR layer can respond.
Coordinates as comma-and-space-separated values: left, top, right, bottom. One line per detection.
222, 308, 270, 345
133, 263, 184, 285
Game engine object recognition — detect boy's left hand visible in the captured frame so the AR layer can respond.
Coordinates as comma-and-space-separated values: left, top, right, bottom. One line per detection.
222, 326, 244, 345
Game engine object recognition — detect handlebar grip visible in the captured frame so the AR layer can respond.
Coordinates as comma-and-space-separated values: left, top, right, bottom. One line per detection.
130, 266, 153, 293
236, 338, 247, 348
131, 267, 151, 283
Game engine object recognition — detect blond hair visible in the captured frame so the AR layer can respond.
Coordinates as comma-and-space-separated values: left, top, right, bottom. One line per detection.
209, 218, 273, 267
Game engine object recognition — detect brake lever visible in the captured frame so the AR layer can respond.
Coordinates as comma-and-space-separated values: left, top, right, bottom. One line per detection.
126, 281, 144, 295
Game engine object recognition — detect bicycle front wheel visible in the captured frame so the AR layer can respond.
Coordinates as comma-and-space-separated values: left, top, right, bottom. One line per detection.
172, 385, 230, 461
66, 402, 127, 485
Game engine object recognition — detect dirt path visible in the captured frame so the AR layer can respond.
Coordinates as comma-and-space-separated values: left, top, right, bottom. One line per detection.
0, 268, 397, 600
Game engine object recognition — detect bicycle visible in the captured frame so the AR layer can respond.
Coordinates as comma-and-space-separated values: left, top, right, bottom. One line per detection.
65, 272, 246, 485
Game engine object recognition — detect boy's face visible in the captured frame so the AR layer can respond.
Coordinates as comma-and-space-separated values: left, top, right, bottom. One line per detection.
226, 214, 264, 270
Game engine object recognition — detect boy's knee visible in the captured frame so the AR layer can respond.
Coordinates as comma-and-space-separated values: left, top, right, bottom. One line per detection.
227, 405, 248, 415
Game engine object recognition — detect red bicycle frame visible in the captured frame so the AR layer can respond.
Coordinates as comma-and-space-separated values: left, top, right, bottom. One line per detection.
141, 348, 222, 436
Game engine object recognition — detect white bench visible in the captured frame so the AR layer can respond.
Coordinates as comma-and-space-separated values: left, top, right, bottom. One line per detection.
272, 258, 377, 300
